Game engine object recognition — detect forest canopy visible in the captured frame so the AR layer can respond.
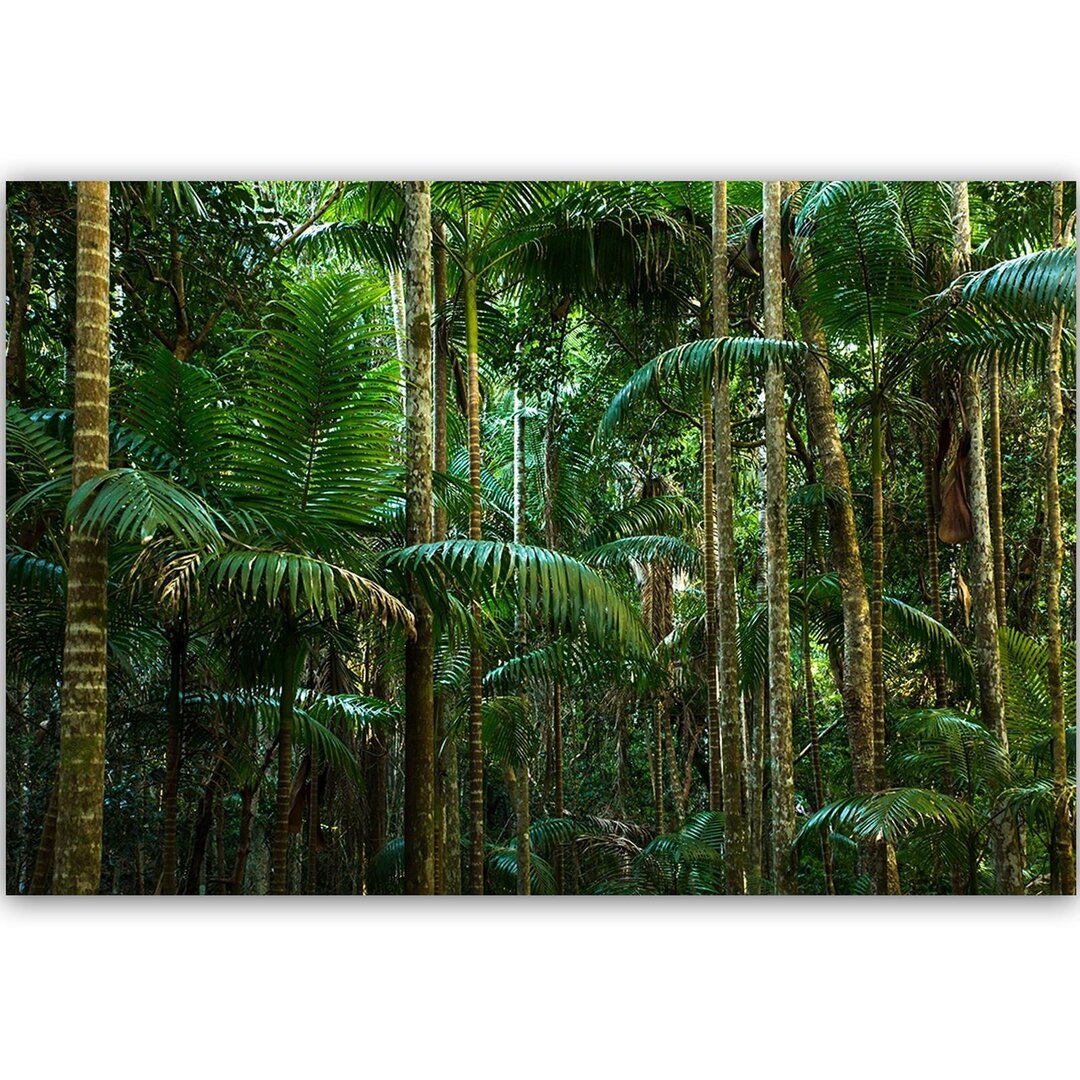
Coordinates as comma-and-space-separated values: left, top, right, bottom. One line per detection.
5, 179, 1076, 896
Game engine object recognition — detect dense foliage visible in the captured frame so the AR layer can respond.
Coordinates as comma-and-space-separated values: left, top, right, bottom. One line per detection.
5, 179, 1076, 894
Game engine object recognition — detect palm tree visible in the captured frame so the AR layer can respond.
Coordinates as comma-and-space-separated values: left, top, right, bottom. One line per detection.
762, 181, 797, 895
951, 180, 1024, 894
53, 181, 111, 895
712, 180, 748, 895
402, 182, 436, 895
188, 275, 413, 893
1044, 181, 1075, 895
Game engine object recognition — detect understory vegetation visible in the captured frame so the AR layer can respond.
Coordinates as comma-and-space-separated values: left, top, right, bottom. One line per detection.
5, 179, 1076, 895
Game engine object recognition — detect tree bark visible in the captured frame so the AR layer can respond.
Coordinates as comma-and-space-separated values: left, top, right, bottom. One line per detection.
922, 404, 949, 706
1046, 181, 1075, 895
952, 181, 1025, 894
870, 402, 886, 789
431, 221, 460, 895
701, 376, 723, 814
53, 181, 111, 896
987, 351, 1007, 626
6, 200, 38, 403
29, 779, 59, 894
711, 181, 747, 893
402, 181, 436, 896
763, 181, 797, 894
512, 387, 531, 894
160, 626, 186, 895
465, 268, 485, 895
271, 635, 300, 894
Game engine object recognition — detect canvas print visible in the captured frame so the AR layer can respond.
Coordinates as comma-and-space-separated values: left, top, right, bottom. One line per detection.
5, 180, 1076, 896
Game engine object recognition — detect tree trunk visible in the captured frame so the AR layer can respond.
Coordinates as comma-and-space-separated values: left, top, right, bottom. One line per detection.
465, 267, 485, 895
271, 635, 300, 895
791, 189, 893, 891
160, 627, 186, 895
870, 401, 886, 790
922, 402, 948, 707
29, 779, 59, 894
987, 351, 1007, 626
432, 219, 460, 895
53, 181, 111, 896
1046, 181, 1075, 896
712, 180, 748, 894
701, 376, 722, 814
6, 200, 38, 404
512, 387, 531, 894
402, 181, 436, 896
544, 389, 566, 891
952, 181, 1025, 895
763, 181, 796, 895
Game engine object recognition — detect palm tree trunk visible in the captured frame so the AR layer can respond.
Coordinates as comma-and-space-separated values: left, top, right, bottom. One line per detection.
160, 626, 186, 895
306, 740, 319, 894
987, 351, 1007, 626
763, 181, 796, 894
6, 199, 38, 404
271, 635, 300, 894
465, 267, 485, 895
701, 379, 722, 813
513, 387, 531, 895
870, 402, 886, 790
544, 389, 566, 891
402, 181, 436, 896
1046, 181, 1075, 895
29, 780, 59, 894
791, 195, 896, 892
922, 404, 948, 706
712, 181, 747, 893
53, 181, 111, 896
432, 221, 460, 895
951, 181, 1024, 894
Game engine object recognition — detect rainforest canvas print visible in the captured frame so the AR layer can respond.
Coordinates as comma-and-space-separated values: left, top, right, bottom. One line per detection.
4, 179, 1076, 897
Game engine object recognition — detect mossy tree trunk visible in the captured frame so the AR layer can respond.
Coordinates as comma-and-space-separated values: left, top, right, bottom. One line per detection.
1045, 181, 1076, 896
763, 181, 796, 894
952, 180, 1024, 894
403, 181, 436, 895
465, 267, 485, 895
711, 180, 747, 893
53, 181, 111, 896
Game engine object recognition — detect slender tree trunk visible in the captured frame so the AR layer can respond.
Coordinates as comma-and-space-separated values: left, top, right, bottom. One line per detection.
642, 477, 674, 834
271, 635, 300, 895
702, 379, 722, 813
544, 389, 566, 891
763, 182, 796, 894
53, 181, 111, 896
792, 195, 894, 891
29, 780, 59, 894
1046, 181, 1075, 895
465, 268, 485, 895
160, 627, 186, 895
870, 402, 887, 789
306, 741, 319, 894
6, 201, 38, 403
803, 531, 835, 894
952, 181, 1024, 894
922, 407, 948, 706
712, 181, 748, 893
432, 220, 460, 895
512, 387, 531, 895
182, 758, 227, 894
987, 352, 1008, 626
402, 181, 436, 895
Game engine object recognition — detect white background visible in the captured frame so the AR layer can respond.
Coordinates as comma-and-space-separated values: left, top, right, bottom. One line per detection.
3, 2, 1078, 1076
